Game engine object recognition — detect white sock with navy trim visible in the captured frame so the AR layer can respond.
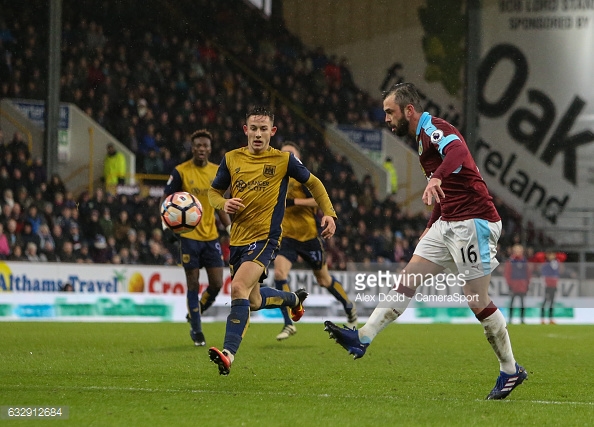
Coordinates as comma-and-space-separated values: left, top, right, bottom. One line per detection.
481, 309, 517, 374
358, 288, 412, 344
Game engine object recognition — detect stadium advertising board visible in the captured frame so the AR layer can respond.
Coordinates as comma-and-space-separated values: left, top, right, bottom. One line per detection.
1, 262, 592, 323
11, 100, 70, 130
477, 0, 594, 226
336, 126, 382, 152
11, 100, 72, 162
0, 262, 186, 294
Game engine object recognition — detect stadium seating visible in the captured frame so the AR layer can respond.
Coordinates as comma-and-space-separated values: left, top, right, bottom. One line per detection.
0, 0, 529, 268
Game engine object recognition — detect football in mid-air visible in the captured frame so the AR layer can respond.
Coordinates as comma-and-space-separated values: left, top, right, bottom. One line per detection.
161, 191, 202, 234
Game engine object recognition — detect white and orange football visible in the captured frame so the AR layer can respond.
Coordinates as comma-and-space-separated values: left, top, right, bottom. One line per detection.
161, 191, 203, 234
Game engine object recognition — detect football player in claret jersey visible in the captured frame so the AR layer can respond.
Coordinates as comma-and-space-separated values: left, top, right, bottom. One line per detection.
324, 83, 527, 400
162, 129, 231, 347
273, 141, 357, 341
207, 107, 337, 375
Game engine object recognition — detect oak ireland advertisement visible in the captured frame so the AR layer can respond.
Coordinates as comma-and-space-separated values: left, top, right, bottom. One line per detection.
477, 0, 594, 227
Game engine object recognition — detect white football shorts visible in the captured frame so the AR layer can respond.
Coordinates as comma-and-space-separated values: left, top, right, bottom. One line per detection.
414, 218, 502, 281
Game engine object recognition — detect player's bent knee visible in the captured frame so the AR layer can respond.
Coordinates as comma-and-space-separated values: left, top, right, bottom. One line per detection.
317, 278, 331, 288
230, 281, 252, 300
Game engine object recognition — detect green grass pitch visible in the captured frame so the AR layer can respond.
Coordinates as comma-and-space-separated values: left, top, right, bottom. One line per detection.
1, 322, 593, 426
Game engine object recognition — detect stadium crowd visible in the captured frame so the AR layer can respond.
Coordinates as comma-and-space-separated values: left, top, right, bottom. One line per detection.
0, 0, 528, 269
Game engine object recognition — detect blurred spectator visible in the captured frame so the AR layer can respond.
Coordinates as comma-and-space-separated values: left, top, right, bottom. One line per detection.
99, 207, 114, 238
46, 173, 67, 202
87, 188, 106, 214
82, 209, 105, 241
76, 242, 94, 263
76, 190, 92, 218
118, 246, 135, 264
90, 234, 110, 263
0, 222, 10, 259
30, 156, 47, 184
142, 148, 164, 174
117, 194, 134, 216
161, 147, 177, 174
56, 206, 75, 232
0, 205, 10, 228
8, 131, 29, 160
51, 223, 68, 253
10, 171, 26, 197
105, 235, 118, 260
64, 191, 78, 210
24, 204, 44, 234
0, 166, 11, 193
61, 282, 74, 292
21, 221, 41, 248
37, 223, 55, 248
15, 185, 32, 210
10, 202, 25, 233
5, 218, 22, 248
52, 192, 65, 212
2, 188, 15, 209
59, 241, 78, 263
68, 223, 83, 251
25, 242, 46, 262
41, 240, 60, 262
8, 244, 27, 261
113, 209, 132, 245
141, 240, 166, 264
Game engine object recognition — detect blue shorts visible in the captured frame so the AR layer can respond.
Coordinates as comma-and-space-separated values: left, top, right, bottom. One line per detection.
229, 239, 279, 282
180, 238, 224, 269
277, 236, 325, 270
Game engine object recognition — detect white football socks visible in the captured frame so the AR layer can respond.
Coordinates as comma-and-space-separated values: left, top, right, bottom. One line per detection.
481, 309, 517, 374
358, 289, 412, 344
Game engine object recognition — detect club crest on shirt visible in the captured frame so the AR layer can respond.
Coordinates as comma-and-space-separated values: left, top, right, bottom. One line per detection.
263, 164, 276, 178
418, 139, 423, 156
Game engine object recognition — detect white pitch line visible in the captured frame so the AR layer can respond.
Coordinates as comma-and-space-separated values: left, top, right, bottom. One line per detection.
4, 384, 594, 406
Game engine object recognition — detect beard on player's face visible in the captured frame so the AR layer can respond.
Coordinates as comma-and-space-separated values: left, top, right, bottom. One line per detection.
394, 116, 409, 137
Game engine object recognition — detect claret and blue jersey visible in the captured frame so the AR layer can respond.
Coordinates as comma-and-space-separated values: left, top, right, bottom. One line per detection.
416, 112, 500, 223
